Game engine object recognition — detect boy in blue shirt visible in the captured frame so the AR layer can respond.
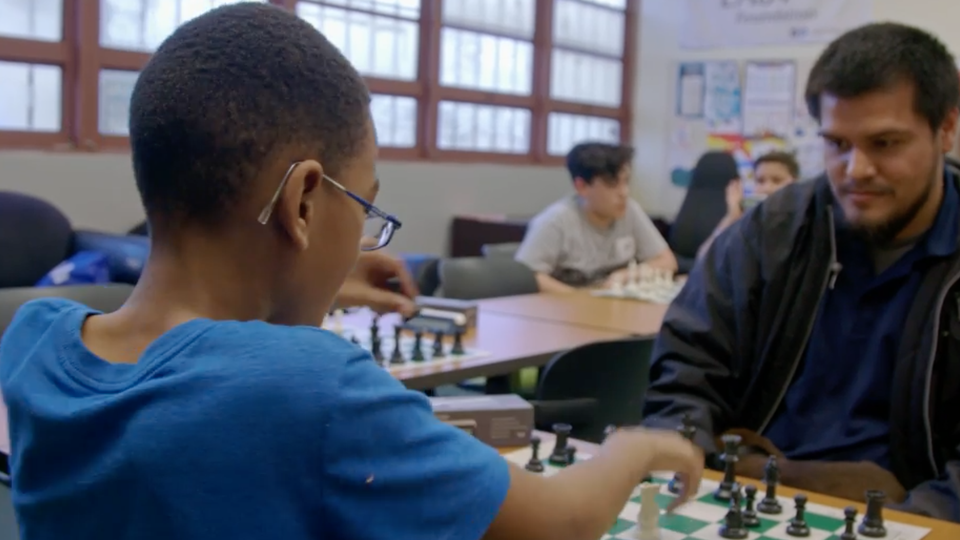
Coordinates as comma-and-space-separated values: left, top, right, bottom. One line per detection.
0, 4, 703, 540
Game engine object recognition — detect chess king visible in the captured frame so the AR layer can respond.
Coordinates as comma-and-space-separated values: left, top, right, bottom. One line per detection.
642, 21, 960, 522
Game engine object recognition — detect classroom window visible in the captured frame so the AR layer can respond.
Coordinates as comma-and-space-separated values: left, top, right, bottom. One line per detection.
0, 0, 637, 163
0, 61, 62, 132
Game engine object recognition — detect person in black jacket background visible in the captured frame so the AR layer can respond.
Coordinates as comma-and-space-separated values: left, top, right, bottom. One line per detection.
642, 21, 960, 522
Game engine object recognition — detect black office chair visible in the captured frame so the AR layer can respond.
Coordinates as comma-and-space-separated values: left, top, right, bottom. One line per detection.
0, 284, 133, 340
668, 151, 739, 273
437, 257, 538, 300
530, 337, 654, 443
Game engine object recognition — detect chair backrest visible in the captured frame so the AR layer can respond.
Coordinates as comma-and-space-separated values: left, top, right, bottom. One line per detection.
536, 337, 654, 441
0, 192, 74, 289
481, 242, 521, 259
438, 257, 538, 300
0, 284, 133, 340
668, 151, 739, 264
0, 484, 17, 540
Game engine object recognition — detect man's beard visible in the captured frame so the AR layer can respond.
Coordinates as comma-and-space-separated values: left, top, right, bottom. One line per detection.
848, 164, 939, 247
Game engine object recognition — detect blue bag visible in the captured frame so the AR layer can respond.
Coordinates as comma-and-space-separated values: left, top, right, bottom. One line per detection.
35, 251, 112, 287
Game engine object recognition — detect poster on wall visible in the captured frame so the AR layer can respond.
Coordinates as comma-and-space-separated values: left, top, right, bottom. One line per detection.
679, 0, 873, 50
676, 62, 706, 118
703, 61, 742, 134
742, 61, 796, 137
707, 133, 789, 181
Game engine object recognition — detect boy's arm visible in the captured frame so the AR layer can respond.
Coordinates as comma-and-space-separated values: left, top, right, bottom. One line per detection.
320, 353, 702, 540
515, 220, 574, 292
629, 202, 677, 272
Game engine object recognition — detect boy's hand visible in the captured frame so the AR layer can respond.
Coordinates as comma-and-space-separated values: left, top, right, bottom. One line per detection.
605, 428, 704, 510
336, 251, 419, 316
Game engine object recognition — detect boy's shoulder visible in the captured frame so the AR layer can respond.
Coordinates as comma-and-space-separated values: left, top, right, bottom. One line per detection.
530, 194, 580, 228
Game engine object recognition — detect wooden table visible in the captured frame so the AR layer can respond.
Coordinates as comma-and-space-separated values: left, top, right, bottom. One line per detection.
479, 291, 669, 336
339, 310, 628, 389
499, 433, 960, 539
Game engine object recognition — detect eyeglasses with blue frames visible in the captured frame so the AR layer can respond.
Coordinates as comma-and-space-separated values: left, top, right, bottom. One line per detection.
257, 162, 402, 251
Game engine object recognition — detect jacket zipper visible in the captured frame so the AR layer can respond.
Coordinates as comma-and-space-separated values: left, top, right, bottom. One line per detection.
922, 269, 960, 477
757, 207, 840, 434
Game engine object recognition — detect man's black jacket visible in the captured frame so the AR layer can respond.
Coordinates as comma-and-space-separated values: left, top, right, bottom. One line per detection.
642, 170, 960, 522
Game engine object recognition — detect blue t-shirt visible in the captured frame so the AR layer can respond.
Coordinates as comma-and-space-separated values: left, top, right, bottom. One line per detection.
0, 298, 510, 540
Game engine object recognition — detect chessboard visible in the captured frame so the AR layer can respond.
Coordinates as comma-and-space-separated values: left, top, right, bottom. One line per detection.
502, 439, 931, 540
323, 312, 490, 371
591, 262, 685, 305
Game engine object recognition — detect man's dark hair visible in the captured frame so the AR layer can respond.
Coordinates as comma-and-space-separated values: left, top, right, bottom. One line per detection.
129, 2, 371, 227
565, 142, 635, 184
753, 151, 800, 179
805, 22, 959, 131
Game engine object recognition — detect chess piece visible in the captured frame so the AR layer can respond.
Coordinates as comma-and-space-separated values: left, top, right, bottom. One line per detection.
451, 330, 465, 355
840, 506, 858, 540
757, 456, 783, 514
411, 331, 425, 361
668, 414, 697, 494
718, 483, 748, 539
524, 436, 545, 473
371, 336, 384, 363
714, 434, 741, 501
742, 484, 760, 527
432, 331, 445, 357
389, 326, 404, 364
566, 445, 577, 464
549, 423, 573, 466
637, 483, 661, 540
858, 490, 887, 538
786, 493, 810, 537
369, 316, 380, 341
349, 334, 360, 345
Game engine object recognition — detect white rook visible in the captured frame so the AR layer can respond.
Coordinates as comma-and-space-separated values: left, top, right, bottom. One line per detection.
637, 482, 661, 540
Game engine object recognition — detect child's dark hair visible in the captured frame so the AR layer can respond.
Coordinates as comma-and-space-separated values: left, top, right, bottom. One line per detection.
566, 142, 634, 185
129, 2, 371, 228
753, 151, 800, 179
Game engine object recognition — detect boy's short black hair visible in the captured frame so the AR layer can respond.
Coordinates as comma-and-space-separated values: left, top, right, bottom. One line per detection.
566, 142, 634, 185
753, 151, 800, 179
129, 2, 371, 228
805, 22, 959, 131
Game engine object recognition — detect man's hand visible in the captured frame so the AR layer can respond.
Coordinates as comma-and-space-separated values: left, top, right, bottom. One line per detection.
736, 456, 907, 504
336, 251, 419, 316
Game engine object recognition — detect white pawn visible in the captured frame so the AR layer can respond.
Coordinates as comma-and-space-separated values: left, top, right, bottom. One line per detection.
637, 482, 661, 540
332, 309, 344, 334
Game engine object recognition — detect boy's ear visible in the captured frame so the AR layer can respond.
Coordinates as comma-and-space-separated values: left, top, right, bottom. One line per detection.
276, 160, 323, 251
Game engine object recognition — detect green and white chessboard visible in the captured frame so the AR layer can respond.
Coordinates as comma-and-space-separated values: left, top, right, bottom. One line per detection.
502, 446, 931, 540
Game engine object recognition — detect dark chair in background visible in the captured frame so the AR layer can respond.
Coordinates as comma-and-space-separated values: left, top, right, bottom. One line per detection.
0, 484, 16, 540
0, 192, 148, 288
667, 151, 739, 274
0, 284, 133, 338
480, 242, 521, 259
437, 257, 538, 300
530, 337, 654, 443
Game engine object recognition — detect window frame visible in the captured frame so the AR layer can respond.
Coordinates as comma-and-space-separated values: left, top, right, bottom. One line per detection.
0, 0, 638, 165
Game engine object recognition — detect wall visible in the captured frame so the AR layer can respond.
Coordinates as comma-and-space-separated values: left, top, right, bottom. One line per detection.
0, 150, 569, 255
632, 0, 960, 220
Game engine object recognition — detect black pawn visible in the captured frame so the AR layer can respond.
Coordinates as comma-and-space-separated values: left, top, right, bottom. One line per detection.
549, 423, 573, 466
840, 506, 858, 540
389, 326, 404, 364
371, 336, 384, 363
350, 334, 360, 345
451, 330, 465, 355
742, 484, 760, 527
714, 434, 741, 501
858, 490, 887, 538
369, 316, 380, 341
432, 331, 445, 357
757, 456, 783, 514
719, 483, 748, 539
669, 414, 697, 494
786, 493, 810, 537
411, 331, 425, 361
525, 436, 545, 473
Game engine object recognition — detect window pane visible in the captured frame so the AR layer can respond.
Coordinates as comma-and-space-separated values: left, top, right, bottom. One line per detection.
371, 94, 417, 148
307, 0, 420, 19
442, 0, 535, 40
547, 112, 620, 156
550, 49, 621, 107
0, 61, 61, 132
0, 0, 62, 41
98, 70, 139, 136
553, 0, 624, 57
298, 3, 419, 81
437, 101, 530, 154
574, 0, 625, 9
100, 0, 266, 52
440, 28, 532, 95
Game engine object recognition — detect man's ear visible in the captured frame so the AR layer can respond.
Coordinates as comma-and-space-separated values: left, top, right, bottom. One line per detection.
275, 160, 323, 251
939, 107, 959, 154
